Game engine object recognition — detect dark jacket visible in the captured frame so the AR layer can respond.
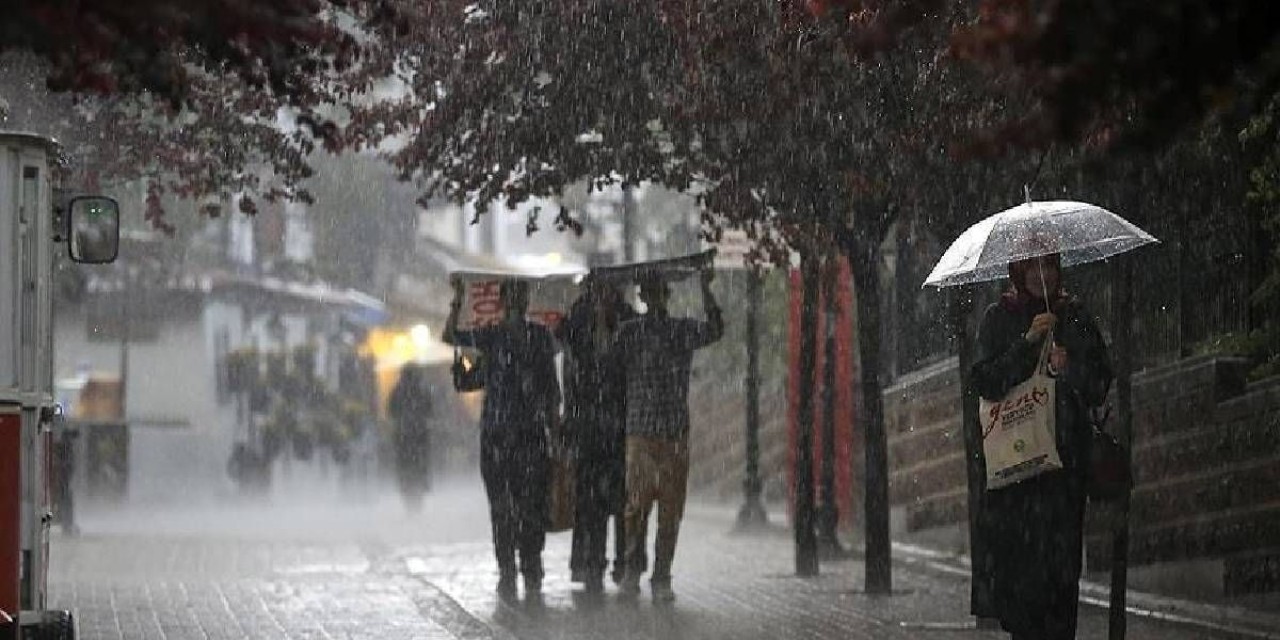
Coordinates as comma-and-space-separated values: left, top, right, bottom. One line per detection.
970, 292, 1112, 639
388, 366, 433, 475
389, 366, 433, 443
556, 298, 636, 455
454, 320, 560, 436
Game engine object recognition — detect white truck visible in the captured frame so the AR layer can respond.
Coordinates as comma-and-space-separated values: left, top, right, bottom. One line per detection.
1, 131, 119, 640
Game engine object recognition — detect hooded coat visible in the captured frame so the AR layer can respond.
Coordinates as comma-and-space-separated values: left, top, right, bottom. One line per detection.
971, 289, 1112, 639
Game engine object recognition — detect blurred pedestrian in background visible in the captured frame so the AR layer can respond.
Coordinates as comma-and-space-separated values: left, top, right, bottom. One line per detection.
388, 363, 434, 512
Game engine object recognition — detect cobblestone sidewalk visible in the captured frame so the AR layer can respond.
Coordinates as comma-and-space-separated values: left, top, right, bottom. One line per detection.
45, 487, 1274, 640
396, 507, 1252, 640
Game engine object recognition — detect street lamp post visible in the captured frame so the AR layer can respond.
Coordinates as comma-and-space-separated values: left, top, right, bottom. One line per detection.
735, 269, 769, 531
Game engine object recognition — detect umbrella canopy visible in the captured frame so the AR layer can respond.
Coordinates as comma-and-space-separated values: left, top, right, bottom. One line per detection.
923, 200, 1158, 288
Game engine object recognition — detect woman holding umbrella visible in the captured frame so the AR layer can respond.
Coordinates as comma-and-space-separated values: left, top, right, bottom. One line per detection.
971, 252, 1112, 640
927, 200, 1154, 639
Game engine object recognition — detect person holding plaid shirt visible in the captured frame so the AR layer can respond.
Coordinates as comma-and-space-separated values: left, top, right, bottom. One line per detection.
614, 268, 723, 603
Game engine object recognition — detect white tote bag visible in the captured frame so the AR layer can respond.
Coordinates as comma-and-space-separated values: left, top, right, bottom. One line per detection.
980, 336, 1062, 489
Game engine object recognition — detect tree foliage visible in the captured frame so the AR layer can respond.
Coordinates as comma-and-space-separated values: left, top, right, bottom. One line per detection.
952, 0, 1280, 151
2, 0, 360, 108
347, 0, 696, 235
2, 1, 380, 231
342, 0, 1001, 262
9, 0, 1280, 255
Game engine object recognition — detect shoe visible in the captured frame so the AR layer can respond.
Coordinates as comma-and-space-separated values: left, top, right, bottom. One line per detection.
617, 575, 641, 601
651, 580, 675, 604
612, 556, 645, 585
584, 574, 605, 595
497, 574, 518, 602
571, 568, 586, 584
523, 575, 542, 596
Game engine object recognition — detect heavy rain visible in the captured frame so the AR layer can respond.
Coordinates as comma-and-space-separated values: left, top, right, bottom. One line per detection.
1, 3, 1279, 640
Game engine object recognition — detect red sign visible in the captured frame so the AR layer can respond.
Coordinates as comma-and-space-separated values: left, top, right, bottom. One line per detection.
454, 274, 578, 332
0, 406, 21, 619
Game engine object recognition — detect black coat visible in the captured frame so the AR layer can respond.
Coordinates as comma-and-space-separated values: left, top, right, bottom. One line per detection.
388, 367, 434, 475
970, 292, 1112, 639
557, 299, 635, 458
557, 299, 636, 516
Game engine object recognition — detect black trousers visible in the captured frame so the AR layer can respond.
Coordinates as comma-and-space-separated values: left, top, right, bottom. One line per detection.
570, 454, 625, 577
395, 431, 431, 501
480, 429, 548, 580
569, 435, 646, 579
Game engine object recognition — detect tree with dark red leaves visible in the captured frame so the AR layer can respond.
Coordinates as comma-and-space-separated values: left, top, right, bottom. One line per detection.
1, 1, 382, 230
951, 0, 1280, 151
1, 0, 360, 108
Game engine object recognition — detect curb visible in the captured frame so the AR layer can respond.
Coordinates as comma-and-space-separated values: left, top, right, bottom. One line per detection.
890, 541, 1280, 640
687, 502, 1280, 640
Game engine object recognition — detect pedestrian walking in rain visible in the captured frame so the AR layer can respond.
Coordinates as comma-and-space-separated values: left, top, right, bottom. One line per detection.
614, 269, 723, 603
557, 276, 639, 594
444, 279, 561, 601
388, 363, 434, 512
971, 253, 1112, 640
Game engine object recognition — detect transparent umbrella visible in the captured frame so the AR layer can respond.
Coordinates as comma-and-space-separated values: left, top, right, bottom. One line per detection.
922, 200, 1159, 288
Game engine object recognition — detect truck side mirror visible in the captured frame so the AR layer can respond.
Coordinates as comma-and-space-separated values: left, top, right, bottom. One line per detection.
67, 196, 120, 264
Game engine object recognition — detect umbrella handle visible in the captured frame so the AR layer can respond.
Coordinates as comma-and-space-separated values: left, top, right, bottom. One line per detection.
1037, 254, 1051, 315
1037, 329, 1057, 376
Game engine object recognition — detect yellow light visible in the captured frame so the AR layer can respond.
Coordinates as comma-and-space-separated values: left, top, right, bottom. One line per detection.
360, 325, 450, 369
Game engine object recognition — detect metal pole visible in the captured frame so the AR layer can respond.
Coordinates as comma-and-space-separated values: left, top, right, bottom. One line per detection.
795, 252, 820, 577
118, 267, 131, 421
1109, 254, 1134, 640
953, 286, 998, 624
735, 269, 769, 530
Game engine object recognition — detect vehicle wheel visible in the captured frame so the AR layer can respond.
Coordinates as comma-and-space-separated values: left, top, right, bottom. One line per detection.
40, 610, 74, 640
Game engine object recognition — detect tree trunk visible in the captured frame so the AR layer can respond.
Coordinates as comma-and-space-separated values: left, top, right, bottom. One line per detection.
795, 251, 821, 576
849, 239, 892, 594
817, 259, 844, 555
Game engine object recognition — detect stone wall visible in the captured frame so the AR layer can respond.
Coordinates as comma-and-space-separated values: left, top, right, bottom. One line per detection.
1087, 357, 1280, 594
882, 358, 968, 534
882, 354, 1280, 595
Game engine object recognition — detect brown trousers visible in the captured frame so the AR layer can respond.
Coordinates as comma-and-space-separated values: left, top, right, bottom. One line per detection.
622, 435, 689, 583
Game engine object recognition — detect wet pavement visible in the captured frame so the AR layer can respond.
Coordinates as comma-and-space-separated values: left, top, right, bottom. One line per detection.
48, 478, 1276, 640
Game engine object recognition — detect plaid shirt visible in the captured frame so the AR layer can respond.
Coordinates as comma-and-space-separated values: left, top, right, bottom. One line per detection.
614, 310, 723, 440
